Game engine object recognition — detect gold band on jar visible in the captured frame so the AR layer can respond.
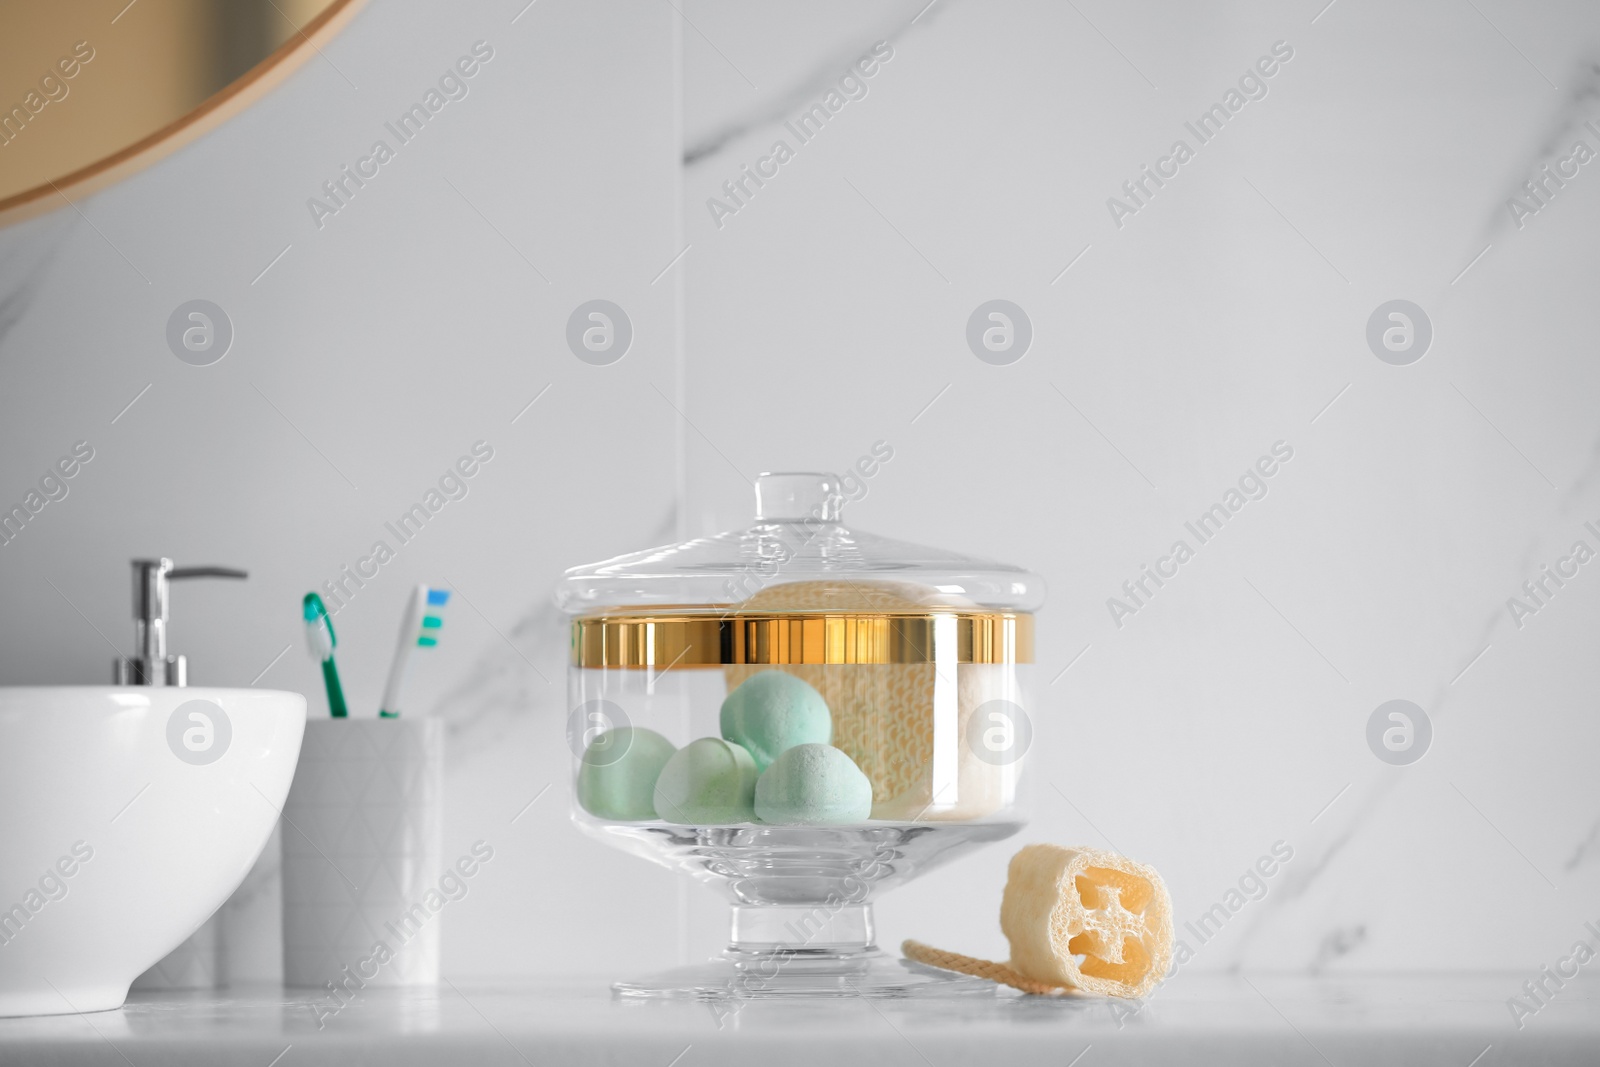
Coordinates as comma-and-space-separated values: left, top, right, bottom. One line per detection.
570, 612, 1033, 668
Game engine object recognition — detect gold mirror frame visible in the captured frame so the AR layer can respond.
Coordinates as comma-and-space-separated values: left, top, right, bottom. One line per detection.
0, 0, 366, 229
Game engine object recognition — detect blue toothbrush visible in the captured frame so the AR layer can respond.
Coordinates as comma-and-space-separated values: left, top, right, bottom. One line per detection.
378, 585, 449, 719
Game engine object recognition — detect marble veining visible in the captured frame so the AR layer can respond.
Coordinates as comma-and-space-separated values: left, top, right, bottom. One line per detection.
683, 3, 957, 167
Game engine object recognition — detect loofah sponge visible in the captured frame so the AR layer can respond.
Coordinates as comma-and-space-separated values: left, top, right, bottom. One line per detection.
904, 843, 1173, 999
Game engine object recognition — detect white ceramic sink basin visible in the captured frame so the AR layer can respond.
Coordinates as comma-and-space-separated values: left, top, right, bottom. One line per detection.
0, 687, 305, 1016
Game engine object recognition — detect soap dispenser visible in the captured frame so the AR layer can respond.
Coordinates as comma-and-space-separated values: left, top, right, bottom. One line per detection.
117, 557, 256, 992
112, 558, 247, 686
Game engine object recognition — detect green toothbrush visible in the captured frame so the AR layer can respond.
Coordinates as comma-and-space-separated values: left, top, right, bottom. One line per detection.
302, 592, 348, 718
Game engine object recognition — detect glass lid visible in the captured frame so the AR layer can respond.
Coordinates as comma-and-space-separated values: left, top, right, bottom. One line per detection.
557, 472, 1045, 617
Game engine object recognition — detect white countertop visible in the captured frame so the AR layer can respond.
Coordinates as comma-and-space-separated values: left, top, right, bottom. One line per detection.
0, 973, 1594, 1065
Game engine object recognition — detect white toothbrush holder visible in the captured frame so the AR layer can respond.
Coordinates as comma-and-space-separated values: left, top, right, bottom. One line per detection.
281, 718, 443, 989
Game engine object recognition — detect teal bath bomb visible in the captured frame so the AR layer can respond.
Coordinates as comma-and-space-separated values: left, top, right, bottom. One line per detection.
652, 737, 760, 824
754, 743, 873, 825
576, 726, 676, 821
720, 670, 832, 770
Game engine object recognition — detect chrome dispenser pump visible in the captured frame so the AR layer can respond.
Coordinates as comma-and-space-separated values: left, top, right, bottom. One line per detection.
113, 558, 248, 686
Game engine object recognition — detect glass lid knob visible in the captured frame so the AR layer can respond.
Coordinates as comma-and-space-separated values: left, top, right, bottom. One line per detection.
754, 472, 842, 523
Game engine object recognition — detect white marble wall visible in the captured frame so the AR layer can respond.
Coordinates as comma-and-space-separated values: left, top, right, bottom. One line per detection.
0, 0, 1597, 987
676, 0, 1600, 974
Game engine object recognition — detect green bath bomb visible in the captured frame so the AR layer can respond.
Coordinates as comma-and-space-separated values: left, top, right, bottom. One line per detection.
754, 743, 873, 825
653, 737, 760, 824
576, 726, 676, 821
720, 670, 832, 770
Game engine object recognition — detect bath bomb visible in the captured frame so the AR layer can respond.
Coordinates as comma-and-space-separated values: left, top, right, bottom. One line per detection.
720, 670, 832, 770
753, 743, 873, 825
576, 726, 676, 821
652, 737, 759, 824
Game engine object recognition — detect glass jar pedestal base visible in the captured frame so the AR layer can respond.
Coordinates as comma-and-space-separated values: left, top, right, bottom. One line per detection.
586, 820, 1024, 998
613, 904, 996, 1000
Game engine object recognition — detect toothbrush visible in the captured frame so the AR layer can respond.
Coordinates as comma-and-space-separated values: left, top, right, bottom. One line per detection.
302, 593, 349, 718
378, 584, 449, 719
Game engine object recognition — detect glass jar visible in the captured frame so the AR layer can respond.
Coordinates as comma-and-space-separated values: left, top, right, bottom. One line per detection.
559, 473, 1044, 998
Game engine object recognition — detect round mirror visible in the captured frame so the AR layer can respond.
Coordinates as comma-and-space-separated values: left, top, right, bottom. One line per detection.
0, 0, 363, 223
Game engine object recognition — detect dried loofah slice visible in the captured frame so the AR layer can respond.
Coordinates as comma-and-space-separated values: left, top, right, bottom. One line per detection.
999, 843, 1173, 998
903, 843, 1173, 999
